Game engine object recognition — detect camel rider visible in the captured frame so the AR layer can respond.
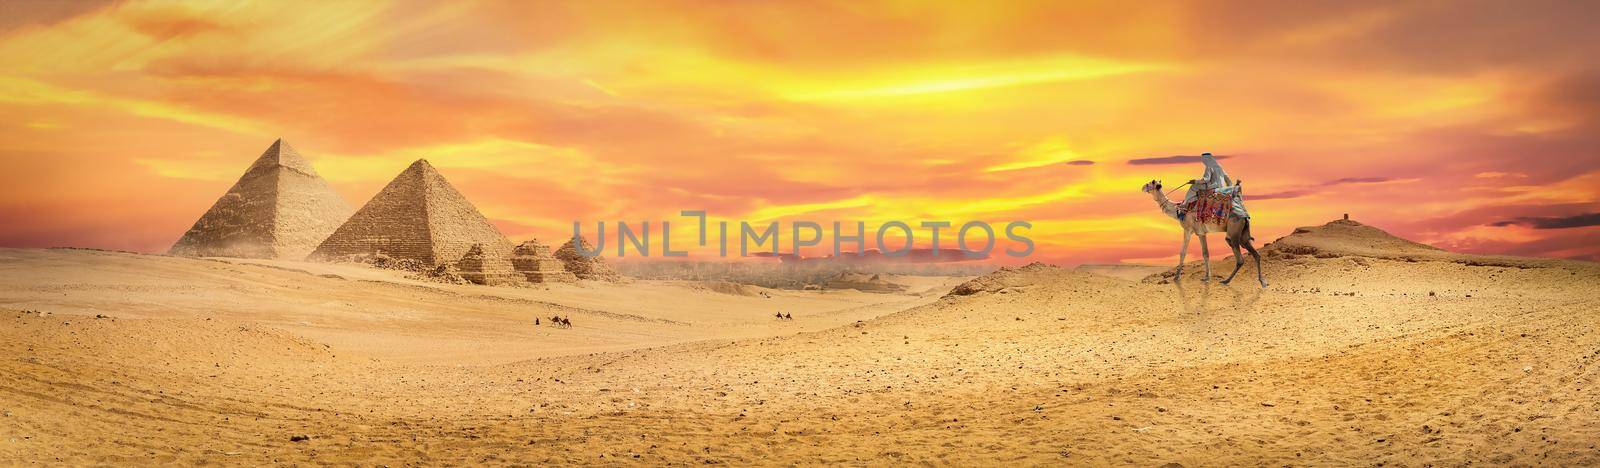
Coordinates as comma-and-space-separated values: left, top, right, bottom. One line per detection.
1181, 152, 1249, 219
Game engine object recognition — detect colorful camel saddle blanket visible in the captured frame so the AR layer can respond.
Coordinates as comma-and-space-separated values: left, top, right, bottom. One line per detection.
1182, 187, 1249, 224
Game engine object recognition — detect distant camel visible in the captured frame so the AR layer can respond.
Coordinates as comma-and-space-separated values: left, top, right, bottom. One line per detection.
783, 313, 792, 320
560, 317, 572, 328
1142, 180, 1266, 287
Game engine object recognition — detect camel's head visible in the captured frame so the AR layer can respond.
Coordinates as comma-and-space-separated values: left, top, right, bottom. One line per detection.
1141, 179, 1163, 193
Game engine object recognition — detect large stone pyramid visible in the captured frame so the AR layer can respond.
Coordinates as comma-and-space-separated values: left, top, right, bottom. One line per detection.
169, 139, 353, 259
309, 159, 516, 276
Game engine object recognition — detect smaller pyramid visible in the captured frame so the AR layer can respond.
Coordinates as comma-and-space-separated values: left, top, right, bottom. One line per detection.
555, 236, 621, 282
310, 159, 516, 285
169, 139, 353, 259
512, 239, 576, 283
457, 243, 522, 285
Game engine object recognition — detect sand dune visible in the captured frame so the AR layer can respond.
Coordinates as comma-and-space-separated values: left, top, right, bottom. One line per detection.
1075, 263, 1169, 281
0, 248, 941, 365
2, 220, 1597, 464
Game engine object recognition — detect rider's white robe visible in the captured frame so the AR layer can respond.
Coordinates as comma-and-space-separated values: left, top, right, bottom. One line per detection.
1199, 153, 1231, 191
1184, 153, 1249, 219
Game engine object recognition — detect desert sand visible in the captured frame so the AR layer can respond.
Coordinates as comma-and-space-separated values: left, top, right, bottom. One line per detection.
2, 220, 1598, 465
1074, 263, 1170, 281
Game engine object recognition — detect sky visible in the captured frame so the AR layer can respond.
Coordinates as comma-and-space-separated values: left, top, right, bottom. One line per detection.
1, 0, 1598, 265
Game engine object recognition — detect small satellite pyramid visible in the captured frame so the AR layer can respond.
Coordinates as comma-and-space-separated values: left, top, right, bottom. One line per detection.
555, 236, 621, 282
457, 243, 522, 285
169, 139, 353, 259
512, 239, 576, 283
309, 159, 516, 274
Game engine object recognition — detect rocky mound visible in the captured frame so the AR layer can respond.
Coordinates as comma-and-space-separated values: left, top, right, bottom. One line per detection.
1074, 263, 1169, 281
1144, 218, 1596, 284
935, 262, 1140, 313
1264, 219, 1445, 260
945, 262, 1061, 296
1261, 218, 1593, 270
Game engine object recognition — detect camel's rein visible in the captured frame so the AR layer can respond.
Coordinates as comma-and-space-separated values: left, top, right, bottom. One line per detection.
1163, 180, 1193, 198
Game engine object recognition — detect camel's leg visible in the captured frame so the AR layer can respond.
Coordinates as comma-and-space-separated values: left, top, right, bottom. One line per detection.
1221, 236, 1244, 285
1176, 230, 1191, 282
1198, 233, 1211, 283
1244, 240, 1267, 287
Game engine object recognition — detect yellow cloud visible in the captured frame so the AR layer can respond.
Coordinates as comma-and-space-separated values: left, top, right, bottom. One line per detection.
315, 138, 609, 184
742, 195, 878, 221
783, 55, 1165, 101
0, 76, 265, 134
985, 138, 1081, 172
0, 0, 401, 74
132, 157, 240, 182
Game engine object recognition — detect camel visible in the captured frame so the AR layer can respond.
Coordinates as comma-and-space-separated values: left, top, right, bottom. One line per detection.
1142, 180, 1267, 287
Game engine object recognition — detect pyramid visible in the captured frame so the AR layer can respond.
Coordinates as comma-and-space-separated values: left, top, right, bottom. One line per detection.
554, 236, 621, 281
512, 239, 576, 283
457, 243, 522, 286
309, 159, 517, 282
169, 139, 353, 259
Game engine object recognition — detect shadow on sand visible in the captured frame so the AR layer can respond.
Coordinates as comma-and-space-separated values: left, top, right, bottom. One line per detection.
1175, 280, 1264, 315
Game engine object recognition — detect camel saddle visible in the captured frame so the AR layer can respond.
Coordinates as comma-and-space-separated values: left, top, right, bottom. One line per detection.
1182, 187, 1248, 224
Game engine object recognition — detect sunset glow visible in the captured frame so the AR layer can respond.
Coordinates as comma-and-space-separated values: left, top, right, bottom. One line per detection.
3, 0, 1597, 263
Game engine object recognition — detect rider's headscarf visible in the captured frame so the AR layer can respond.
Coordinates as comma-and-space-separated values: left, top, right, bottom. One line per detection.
1198, 152, 1230, 190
